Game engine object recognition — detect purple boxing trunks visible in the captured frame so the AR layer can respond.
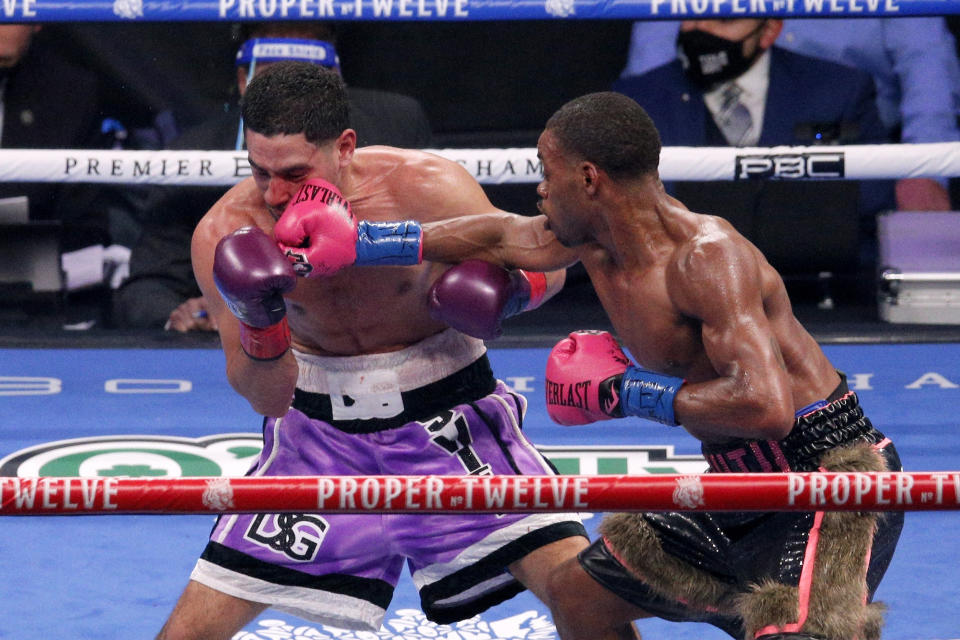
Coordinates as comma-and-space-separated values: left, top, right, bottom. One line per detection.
190, 329, 586, 630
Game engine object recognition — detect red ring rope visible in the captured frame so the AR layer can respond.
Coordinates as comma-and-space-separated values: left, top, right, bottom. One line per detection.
1, 472, 956, 515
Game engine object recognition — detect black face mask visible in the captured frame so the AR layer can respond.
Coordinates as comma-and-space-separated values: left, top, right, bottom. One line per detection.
677, 26, 765, 90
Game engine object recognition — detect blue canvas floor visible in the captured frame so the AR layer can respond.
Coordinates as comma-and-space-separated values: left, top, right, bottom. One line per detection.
1, 342, 959, 639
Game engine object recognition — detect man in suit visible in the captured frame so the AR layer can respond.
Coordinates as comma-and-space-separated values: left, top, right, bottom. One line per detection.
613, 19, 887, 149
0, 24, 113, 251
619, 18, 960, 210
113, 21, 435, 331
612, 19, 894, 303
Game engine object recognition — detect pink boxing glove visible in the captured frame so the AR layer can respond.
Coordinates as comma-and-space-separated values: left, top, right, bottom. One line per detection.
275, 178, 423, 277
274, 179, 358, 277
545, 331, 630, 426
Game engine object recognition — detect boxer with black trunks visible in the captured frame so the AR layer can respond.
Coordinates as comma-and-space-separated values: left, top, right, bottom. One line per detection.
154, 61, 599, 640
291, 91, 904, 640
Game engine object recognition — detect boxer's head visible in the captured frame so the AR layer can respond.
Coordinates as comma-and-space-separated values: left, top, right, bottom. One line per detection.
242, 62, 355, 215
544, 91, 661, 182
537, 92, 661, 245
242, 60, 349, 148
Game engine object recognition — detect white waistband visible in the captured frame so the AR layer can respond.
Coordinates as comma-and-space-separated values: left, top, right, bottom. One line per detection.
294, 329, 487, 394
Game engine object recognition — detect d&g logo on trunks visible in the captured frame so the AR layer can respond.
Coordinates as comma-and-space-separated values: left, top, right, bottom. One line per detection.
245, 513, 329, 562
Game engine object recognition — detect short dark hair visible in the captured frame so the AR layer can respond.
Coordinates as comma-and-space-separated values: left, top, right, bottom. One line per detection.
545, 92, 661, 179
241, 60, 349, 146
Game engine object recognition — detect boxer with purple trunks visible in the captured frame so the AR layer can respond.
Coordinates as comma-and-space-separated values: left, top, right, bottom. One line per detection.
194, 331, 584, 629
155, 60, 594, 640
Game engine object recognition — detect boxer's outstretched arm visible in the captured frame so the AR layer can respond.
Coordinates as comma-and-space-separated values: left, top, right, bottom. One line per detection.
421, 212, 578, 273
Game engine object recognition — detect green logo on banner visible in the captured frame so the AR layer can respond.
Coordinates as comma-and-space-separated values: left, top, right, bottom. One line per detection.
0, 435, 263, 478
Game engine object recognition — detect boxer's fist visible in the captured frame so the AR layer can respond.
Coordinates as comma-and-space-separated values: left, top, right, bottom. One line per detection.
428, 260, 547, 340
274, 178, 422, 277
545, 331, 630, 425
274, 179, 358, 277
213, 226, 296, 360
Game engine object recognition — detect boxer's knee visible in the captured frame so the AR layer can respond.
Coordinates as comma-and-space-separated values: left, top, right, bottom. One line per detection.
543, 557, 644, 640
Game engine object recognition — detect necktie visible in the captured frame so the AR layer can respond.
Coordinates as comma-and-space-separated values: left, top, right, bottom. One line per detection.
717, 83, 753, 147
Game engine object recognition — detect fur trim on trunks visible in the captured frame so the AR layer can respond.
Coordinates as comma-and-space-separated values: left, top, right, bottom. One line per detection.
739, 443, 888, 640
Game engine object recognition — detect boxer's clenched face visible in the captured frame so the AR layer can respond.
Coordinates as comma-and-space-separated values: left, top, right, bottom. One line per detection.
245, 131, 342, 220
536, 129, 591, 248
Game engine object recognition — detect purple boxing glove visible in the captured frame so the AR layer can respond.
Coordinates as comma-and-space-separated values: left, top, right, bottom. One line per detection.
213, 226, 297, 360
428, 260, 547, 340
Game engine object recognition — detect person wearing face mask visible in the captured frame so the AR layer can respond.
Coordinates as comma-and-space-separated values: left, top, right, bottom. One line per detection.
614, 19, 888, 149
611, 19, 894, 309
620, 17, 960, 211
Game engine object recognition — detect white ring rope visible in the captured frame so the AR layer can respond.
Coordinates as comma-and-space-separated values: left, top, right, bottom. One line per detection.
1, 142, 957, 186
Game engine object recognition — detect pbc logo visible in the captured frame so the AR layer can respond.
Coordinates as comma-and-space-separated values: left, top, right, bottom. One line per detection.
735, 152, 845, 180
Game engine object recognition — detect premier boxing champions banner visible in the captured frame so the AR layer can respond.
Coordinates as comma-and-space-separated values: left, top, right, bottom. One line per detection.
0, 0, 955, 22
0, 144, 957, 186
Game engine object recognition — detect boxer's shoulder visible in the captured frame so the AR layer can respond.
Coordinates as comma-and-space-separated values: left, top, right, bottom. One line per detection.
348, 147, 485, 223
352, 146, 478, 190
195, 181, 272, 243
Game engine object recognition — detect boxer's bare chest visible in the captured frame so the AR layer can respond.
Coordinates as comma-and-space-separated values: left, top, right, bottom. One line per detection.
584, 258, 713, 380
277, 185, 447, 355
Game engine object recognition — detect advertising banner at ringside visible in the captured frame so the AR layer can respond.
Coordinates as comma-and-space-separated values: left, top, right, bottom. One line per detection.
0, 144, 957, 185
0, 0, 948, 22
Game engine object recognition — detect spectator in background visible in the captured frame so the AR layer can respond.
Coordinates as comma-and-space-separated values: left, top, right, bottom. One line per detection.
0, 24, 115, 250
113, 21, 434, 331
614, 19, 889, 148
620, 17, 960, 210
612, 19, 894, 304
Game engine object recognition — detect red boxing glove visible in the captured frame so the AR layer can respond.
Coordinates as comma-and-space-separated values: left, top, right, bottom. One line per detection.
428, 260, 548, 340
213, 226, 296, 360
545, 331, 630, 425
274, 179, 358, 277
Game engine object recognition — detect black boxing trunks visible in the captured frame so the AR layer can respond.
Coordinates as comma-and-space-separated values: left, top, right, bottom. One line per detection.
579, 375, 904, 639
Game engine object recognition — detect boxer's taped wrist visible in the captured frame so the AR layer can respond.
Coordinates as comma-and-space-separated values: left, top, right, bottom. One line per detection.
620, 366, 683, 426
239, 317, 291, 361
502, 270, 547, 319
355, 220, 422, 266
521, 270, 548, 309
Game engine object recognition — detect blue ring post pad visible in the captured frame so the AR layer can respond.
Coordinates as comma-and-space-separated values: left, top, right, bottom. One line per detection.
355, 220, 422, 266
620, 366, 684, 426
